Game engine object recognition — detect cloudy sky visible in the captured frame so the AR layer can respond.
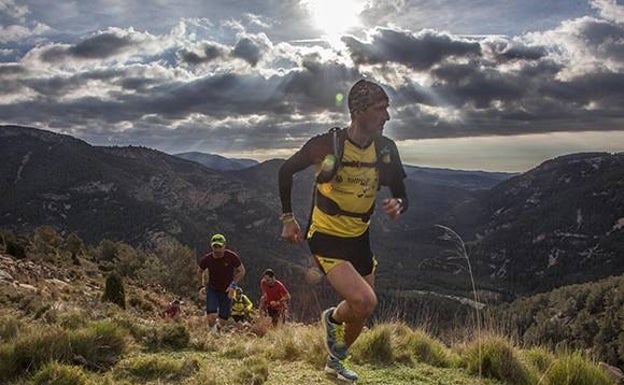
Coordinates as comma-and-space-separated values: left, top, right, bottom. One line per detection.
1, 0, 623, 172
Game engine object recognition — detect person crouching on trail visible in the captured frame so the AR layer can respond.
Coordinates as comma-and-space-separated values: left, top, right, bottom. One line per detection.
197, 233, 246, 331
278, 79, 408, 383
260, 268, 290, 326
231, 287, 253, 323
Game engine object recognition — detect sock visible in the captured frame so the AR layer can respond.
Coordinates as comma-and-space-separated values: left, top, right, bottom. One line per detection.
328, 311, 340, 325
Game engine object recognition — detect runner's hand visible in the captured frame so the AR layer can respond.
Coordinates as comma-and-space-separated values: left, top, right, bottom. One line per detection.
382, 197, 403, 220
281, 219, 303, 244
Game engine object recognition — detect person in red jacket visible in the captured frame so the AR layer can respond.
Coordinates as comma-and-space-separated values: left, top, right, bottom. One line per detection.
162, 298, 182, 320
260, 268, 290, 326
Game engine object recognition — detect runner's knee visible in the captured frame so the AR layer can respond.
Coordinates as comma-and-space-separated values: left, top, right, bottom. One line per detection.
347, 292, 377, 317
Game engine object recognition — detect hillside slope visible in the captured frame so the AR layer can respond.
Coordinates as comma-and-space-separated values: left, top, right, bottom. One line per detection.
439, 152, 624, 296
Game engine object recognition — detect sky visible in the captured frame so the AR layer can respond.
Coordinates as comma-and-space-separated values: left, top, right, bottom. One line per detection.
1, 0, 623, 172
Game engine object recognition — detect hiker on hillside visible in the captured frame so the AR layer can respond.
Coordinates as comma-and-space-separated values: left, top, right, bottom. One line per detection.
162, 298, 183, 320
231, 287, 254, 323
197, 233, 246, 331
259, 268, 290, 326
278, 79, 408, 382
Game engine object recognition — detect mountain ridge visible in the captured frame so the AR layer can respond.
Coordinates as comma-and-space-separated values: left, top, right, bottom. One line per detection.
2, 124, 623, 304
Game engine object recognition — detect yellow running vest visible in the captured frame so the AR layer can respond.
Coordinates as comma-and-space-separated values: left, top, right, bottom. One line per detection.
308, 140, 379, 238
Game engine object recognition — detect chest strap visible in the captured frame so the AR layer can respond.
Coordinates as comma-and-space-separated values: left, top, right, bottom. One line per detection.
314, 189, 375, 222
340, 161, 378, 168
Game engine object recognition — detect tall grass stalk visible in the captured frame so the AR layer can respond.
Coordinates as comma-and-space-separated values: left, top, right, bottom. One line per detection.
435, 224, 482, 378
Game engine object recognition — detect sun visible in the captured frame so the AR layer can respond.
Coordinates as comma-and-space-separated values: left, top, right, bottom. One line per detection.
301, 0, 365, 46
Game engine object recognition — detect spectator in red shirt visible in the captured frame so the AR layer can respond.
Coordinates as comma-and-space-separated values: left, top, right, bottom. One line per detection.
197, 233, 246, 330
260, 268, 290, 326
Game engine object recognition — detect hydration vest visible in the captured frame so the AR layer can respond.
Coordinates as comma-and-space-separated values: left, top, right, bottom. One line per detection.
313, 127, 393, 222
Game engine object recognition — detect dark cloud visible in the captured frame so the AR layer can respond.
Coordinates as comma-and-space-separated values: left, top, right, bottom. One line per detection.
39, 32, 136, 62
0, 64, 25, 76
178, 43, 225, 64
120, 77, 159, 92
541, 71, 624, 109
40, 45, 70, 62
231, 37, 264, 66
69, 33, 134, 58
342, 28, 481, 70
575, 17, 624, 61
485, 40, 548, 62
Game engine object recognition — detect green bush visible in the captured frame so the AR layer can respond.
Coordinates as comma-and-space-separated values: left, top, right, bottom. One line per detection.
69, 321, 128, 370
57, 310, 90, 329
0, 326, 72, 381
6, 239, 26, 259
523, 346, 555, 373
351, 324, 394, 366
32, 362, 89, 385
545, 353, 613, 385
463, 335, 536, 385
403, 328, 450, 367
0, 314, 21, 342
102, 272, 126, 309
116, 355, 198, 381
234, 356, 269, 385
144, 323, 190, 351
127, 294, 155, 313
0, 343, 16, 382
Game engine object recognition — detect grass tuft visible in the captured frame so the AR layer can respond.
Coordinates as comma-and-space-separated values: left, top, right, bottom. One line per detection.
32, 362, 90, 385
462, 334, 537, 385
116, 355, 199, 381
351, 324, 394, 366
234, 356, 269, 385
544, 352, 613, 385
0, 313, 22, 342
402, 328, 451, 367
523, 346, 555, 373
144, 322, 190, 351
69, 320, 128, 370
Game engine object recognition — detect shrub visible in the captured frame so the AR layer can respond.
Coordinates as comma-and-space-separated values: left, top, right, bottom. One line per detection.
116, 355, 198, 381
0, 313, 21, 342
0, 326, 72, 381
351, 324, 394, 366
102, 272, 126, 309
6, 239, 26, 259
192, 366, 228, 385
263, 325, 320, 362
144, 323, 190, 351
111, 315, 150, 342
523, 346, 555, 373
545, 353, 613, 385
463, 335, 536, 385
234, 356, 269, 385
69, 321, 128, 370
57, 309, 90, 329
32, 362, 89, 385
0, 343, 16, 382
403, 328, 450, 367
127, 294, 155, 313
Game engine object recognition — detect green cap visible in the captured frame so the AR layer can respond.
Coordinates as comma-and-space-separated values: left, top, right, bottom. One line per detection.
210, 233, 226, 247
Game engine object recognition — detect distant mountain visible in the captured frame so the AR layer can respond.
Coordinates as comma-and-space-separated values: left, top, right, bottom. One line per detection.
434, 152, 624, 297
0, 125, 293, 287
174, 152, 258, 171
3, 125, 623, 309
403, 165, 516, 191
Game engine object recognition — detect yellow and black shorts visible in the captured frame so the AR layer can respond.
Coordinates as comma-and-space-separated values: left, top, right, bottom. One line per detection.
308, 230, 378, 276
